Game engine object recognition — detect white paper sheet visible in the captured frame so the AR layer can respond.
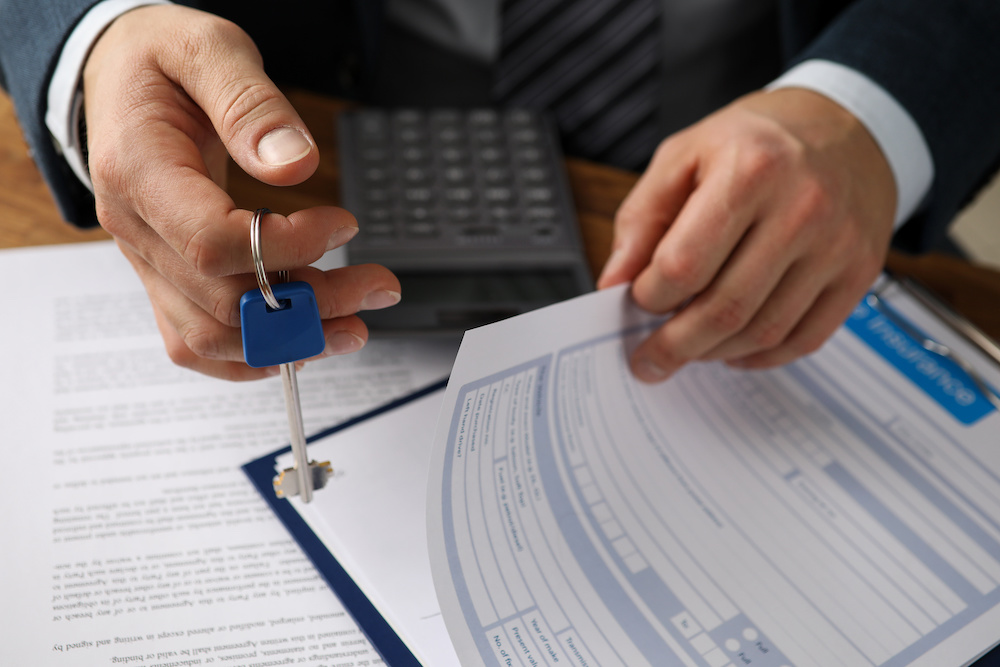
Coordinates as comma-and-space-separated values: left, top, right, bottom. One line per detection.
278, 390, 460, 666
426, 283, 1000, 667
0, 241, 457, 666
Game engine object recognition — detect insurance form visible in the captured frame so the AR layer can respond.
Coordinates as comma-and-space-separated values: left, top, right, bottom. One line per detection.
426, 282, 1000, 667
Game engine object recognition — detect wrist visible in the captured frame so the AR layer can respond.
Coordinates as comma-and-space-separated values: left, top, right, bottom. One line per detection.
736, 87, 898, 241
768, 60, 933, 227
45, 0, 173, 191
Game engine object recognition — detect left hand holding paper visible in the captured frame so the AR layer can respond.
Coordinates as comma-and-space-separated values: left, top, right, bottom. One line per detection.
598, 88, 897, 382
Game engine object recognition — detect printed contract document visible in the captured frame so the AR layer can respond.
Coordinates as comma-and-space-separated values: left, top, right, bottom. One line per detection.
0, 242, 458, 666
424, 282, 1000, 667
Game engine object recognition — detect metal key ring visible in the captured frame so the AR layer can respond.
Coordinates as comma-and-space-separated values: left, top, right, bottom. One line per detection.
249, 207, 287, 310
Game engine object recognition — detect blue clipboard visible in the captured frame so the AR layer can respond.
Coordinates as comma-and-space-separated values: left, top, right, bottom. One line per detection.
241, 379, 447, 667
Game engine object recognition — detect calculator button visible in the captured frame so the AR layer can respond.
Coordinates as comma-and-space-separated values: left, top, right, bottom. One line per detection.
364, 166, 390, 183
363, 206, 392, 222
475, 128, 502, 145
365, 188, 391, 203
524, 187, 554, 203
516, 147, 544, 163
505, 110, 534, 126
405, 221, 439, 238
460, 225, 501, 240
484, 187, 514, 203
363, 222, 396, 239
483, 167, 512, 185
445, 188, 476, 204
469, 110, 499, 125
447, 207, 477, 224
397, 127, 426, 144
521, 166, 549, 182
443, 166, 473, 184
362, 147, 388, 162
440, 147, 470, 163
404, 188, 433, 203
488, 206, 516, 224
402, 167, 430, 184
512, 129, 540, 144
359, 114, 388, 134
401, 146, 429, 163
438, 127, 466, 144
526, 206, 558, 223
479, 147, 507, 163
531, 225, 558, 241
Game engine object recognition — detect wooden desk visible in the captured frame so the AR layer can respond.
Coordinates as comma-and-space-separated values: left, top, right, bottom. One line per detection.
3, 88, 999, 344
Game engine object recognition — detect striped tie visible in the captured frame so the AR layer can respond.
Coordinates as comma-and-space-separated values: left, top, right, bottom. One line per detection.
494, 0, 663, 171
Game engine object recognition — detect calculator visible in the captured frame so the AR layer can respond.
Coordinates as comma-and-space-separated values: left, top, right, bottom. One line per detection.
337, 108, 594, 334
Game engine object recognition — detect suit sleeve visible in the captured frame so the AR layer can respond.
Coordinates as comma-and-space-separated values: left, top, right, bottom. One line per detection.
0, 0, 106, 227
787, 0, 1000, 251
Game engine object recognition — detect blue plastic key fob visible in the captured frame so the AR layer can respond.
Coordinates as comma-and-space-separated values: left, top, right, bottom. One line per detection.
240, 281, 325, 368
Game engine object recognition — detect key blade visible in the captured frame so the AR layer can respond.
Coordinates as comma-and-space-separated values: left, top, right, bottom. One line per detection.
280, 362, 313, 502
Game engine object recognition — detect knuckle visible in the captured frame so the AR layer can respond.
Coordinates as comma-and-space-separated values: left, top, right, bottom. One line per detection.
747, 319, 789, 351
163, 336, 198, 370
613, 197, 644, 227
181, 14, 258, 65
795, 177, 834, 219
179, 322, 223, 360
650, 250, 702, 295
209, 286, 241, 327
647, 341, 690, 370
729, 128, 804, 194
649, 134, 682, 164
219, 80, 282, 141
788, 333, 825, 359
785, 179, 835, 239
703, 295, 751, 334
93, 196, 123, 235
735, 139, 786, 185
645, 326, 697, 368
181, 224, 229, 276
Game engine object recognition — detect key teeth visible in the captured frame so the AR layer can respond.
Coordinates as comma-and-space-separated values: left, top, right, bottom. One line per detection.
273, 469, 296, 498
311, 460, 333, 491
273, 460, 333, 497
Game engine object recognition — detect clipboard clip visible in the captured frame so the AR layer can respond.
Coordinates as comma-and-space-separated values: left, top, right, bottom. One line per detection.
867, 280, 1000, 411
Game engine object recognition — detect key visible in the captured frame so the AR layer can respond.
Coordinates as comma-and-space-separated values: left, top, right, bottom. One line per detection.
241, 208, 332, 502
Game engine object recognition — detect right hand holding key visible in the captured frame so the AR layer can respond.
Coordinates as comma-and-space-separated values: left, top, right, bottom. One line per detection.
82, 4, 400, 381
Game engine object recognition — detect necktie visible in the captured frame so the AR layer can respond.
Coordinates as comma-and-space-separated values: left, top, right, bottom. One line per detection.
494, 0, 663, 171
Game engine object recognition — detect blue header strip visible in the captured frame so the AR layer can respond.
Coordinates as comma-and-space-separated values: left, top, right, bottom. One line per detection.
845, 298, 994, 425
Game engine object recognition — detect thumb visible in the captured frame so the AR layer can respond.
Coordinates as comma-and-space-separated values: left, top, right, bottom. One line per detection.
152, 7, 319, 185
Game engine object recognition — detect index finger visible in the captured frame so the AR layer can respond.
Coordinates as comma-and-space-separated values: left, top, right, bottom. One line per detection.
598, 138, 695, 289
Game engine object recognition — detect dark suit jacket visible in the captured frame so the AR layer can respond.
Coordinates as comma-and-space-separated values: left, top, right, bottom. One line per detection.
1, 0, 999, 255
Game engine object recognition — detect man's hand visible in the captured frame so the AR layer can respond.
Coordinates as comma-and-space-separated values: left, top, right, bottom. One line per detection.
83, 5, 399, 380
598, 88, 897, 382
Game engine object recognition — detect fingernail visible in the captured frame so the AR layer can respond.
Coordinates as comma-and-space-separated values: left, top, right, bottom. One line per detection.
258, 127, 311, 166
324, 331, 365, 356
598, 246, 626, 286
265, 366, 281, 377
360, 289, 401, 311
633, 358, 671, 383
326, 225, 359, 252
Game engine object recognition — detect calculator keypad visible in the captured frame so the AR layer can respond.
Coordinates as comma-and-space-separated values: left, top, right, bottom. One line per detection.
339, 109, 584, 263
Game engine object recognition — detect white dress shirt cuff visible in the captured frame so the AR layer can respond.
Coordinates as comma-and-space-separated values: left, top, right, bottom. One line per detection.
45, 0, 172, 192
768, 59, 934, 228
